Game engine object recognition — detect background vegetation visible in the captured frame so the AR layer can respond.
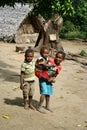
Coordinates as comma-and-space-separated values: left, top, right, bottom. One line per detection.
61, 0, 87, 39
0, 0, 87, 39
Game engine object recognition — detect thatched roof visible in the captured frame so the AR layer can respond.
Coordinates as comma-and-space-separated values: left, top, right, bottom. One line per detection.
0, 3, 32, 42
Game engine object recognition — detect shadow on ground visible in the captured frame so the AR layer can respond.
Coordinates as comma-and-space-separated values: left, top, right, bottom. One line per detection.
0, 60, 19, 83
4, 97, 39, 108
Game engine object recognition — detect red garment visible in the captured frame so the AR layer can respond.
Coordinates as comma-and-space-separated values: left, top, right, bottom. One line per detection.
35, 57, 61, 79
48, 57, 62, 74
35, 68, 48, 79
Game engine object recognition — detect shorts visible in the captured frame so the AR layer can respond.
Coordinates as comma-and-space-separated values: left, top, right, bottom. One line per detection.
39, 79, 53, 95
23, 81, 35, 97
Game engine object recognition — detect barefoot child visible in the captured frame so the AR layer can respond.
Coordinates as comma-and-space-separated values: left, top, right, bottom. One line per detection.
35, 47, 55, 82
35, 46, 65, 113
20, 48, 36, 110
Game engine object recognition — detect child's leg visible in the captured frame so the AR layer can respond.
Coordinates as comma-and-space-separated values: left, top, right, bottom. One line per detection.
23, 82, 29, 109
29, 96, 36, 110
38, 95, 46, 113
39, 94, 45, 107
45, 95, 50, 109
45, 95, 53, 112
23, 95, 29, 109
23, 83, 29, 109
28, 82, 36, 110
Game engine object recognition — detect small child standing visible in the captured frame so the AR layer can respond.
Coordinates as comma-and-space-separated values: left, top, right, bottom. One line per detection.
20, 48, 36, 110
35, 46, 65, 113
35, 47, 55, 82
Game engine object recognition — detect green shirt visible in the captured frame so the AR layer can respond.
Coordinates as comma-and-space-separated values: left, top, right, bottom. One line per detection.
21, 61, 35, 81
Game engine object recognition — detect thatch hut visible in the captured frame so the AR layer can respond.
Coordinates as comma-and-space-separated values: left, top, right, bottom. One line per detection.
0, 4, 38, 44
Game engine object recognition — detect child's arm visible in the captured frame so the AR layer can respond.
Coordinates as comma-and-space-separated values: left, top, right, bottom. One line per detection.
20, 71, 24, 90
56, 65, 62, 75
43, 63, 55, 68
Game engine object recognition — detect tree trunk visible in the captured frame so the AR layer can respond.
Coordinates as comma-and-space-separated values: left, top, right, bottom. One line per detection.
31, 14, 63, 55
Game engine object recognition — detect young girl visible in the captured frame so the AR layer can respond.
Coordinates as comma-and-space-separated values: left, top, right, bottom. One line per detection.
35, 46, 65, 113
35, 47, 55, 82
20, 49, 36, 110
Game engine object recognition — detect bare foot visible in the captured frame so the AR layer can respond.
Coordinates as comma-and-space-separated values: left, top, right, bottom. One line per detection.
45, 107, 53, 112
24, 105, 29, 110
37, 107, 46, 114
29, 105, 36, 110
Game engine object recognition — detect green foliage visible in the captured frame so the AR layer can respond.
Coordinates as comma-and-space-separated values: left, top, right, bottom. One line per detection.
0, 0, 28, 7
80, 50, 87, 57
60, 0, 75, 17
28, 0, 75, 19
73, 1, 87, 29
61, 21, 78, 33
60, 20, 87, 39
0, 0, 86, 39
61, 0, 87, 39
0, 0, 75, 19
60, 31, 87, 39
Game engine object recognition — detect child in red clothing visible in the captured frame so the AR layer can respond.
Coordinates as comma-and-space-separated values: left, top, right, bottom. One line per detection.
35, 47, 66, 113
35, 50, 65, 83
35, 47, 55, 81
48, 51, 66, 82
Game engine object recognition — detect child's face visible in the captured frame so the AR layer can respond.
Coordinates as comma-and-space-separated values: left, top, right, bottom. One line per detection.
42, 49, 49, 59
25, 52, 34, 62
55, 53, 64, 65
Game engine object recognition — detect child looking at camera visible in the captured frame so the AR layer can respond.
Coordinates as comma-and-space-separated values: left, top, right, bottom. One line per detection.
35, 46, 65, 113
20, 49, 36, 110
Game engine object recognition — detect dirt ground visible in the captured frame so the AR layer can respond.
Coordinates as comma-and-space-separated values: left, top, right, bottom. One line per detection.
0, 39, 87, 130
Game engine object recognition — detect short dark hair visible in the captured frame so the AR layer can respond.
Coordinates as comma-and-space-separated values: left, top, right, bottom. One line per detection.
56, 50, 66, 59
40, 46, 48, 56
25, 48, 34, 57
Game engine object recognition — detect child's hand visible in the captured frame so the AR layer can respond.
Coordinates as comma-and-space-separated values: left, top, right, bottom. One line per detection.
51, 64, 56, 67
47, 77, 55, 83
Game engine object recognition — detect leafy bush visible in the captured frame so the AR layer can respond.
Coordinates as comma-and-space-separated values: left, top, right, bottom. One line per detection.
60, 20, 87, 39
70, 1, 87, 34
60, 31, 87, 39
60, 1, 87, 39
61, 21, 78, 33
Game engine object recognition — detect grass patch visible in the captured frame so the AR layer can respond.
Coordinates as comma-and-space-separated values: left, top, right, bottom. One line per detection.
60, 31, 87, 39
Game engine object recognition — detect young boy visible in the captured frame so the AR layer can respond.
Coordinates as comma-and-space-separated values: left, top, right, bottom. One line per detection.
20, 48, 36, 110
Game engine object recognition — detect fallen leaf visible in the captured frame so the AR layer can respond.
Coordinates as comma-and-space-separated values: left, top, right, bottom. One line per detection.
2, 114, 9, 119
73, 77, 78, 80
77, 124, 81, 127
13, 86, 20, 91
59, 96, 64, 99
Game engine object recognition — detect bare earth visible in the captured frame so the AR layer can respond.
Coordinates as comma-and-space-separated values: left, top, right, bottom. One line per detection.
0, 40, 87, 130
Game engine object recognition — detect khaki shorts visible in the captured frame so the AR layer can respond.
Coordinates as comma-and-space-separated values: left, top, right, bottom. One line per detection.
23, 81, 35, 97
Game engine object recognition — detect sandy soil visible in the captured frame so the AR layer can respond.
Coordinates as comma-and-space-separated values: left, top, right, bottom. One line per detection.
0, 40, 87, 130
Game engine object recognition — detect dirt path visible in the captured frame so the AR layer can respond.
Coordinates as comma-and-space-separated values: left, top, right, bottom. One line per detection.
0, 40, 87, 130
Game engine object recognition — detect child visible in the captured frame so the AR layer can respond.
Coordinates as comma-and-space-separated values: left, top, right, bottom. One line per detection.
48, 50, 66, 82
35, 46, 65, 113
35, 47, 55, 82
20, 48, 36, 110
